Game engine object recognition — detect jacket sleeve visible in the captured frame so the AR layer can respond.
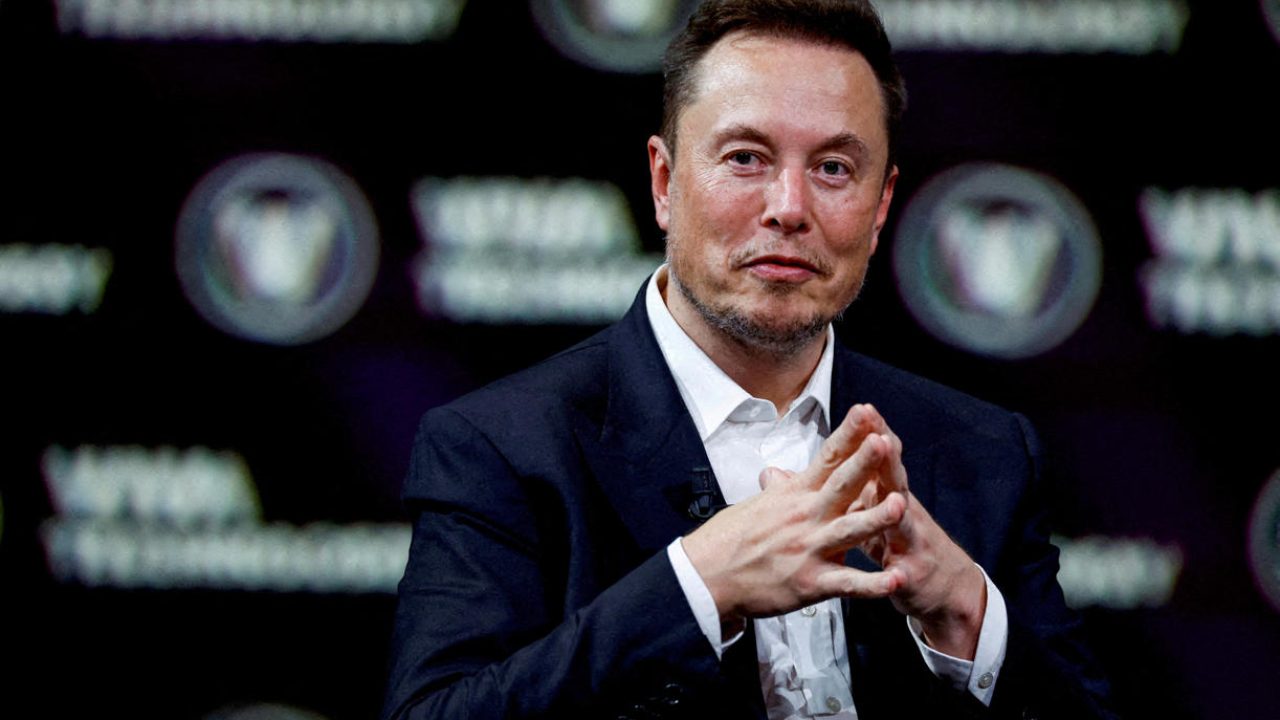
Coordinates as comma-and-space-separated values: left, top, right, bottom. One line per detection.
986, 413, 1118, 720
381, 407, 725, 720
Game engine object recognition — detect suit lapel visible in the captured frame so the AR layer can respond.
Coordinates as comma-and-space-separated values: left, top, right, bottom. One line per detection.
573, 285, 766, 718
573, 285, 720, 553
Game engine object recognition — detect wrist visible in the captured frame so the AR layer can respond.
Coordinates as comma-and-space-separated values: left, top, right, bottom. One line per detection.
918, 563, 986, 659
680, 516, 743, 622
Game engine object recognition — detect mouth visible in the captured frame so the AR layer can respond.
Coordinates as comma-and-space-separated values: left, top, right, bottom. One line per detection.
741, 254, 823, 282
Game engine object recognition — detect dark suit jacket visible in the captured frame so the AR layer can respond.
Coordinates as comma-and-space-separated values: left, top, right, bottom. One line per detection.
383, 285, 1114, 720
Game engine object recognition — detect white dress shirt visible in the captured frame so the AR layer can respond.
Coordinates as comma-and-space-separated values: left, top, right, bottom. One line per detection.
644, 267, 1008, 718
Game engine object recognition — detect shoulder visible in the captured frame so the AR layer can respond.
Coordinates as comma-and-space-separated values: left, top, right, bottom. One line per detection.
402, 327, 618, 511
421, 284, 661, 445
834, 346, 1034, 454
410, 325, 617, 477
440, 326, 612, 423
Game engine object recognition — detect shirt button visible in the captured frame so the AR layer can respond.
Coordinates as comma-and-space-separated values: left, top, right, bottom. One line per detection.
749, 406, 762, 418
978, 672, 995, 689
801, 605, 817, 617
825, 697, 842, 713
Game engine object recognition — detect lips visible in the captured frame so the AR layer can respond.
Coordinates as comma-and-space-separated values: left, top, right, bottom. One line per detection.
742, 254, 823, 282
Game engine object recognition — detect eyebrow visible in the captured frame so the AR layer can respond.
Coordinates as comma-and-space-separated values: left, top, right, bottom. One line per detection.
709, 124, 871, 163
709, 124, 771, 150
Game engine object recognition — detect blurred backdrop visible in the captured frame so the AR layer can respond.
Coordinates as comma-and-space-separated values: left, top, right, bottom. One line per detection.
1, 1, 1278, 718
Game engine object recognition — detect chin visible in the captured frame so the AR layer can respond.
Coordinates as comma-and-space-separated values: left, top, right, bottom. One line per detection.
716, 305, 832, 355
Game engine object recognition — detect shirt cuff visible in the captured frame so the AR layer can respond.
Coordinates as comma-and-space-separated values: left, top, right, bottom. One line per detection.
666, 537, 745, 659
906, 563, 1008, 706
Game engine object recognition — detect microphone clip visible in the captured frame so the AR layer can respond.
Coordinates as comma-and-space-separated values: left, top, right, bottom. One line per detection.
687, 466, 726, 521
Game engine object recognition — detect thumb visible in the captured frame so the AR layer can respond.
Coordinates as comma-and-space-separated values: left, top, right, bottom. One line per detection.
758, 466, 796, 490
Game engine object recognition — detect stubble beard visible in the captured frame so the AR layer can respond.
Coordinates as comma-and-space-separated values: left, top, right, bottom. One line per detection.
667, 254, 862, 360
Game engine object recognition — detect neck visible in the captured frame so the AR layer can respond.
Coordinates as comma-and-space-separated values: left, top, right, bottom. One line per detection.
661, 270, 826, 413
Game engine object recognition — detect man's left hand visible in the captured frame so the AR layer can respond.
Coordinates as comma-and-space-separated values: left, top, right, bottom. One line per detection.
817, 405, 988, 659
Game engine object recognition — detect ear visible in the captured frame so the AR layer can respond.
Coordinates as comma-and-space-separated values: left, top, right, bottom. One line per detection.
648, 135, 673, 232
869, 164, 898, 256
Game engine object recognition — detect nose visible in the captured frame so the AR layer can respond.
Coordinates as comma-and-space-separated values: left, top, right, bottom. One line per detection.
762, 166, 809, 233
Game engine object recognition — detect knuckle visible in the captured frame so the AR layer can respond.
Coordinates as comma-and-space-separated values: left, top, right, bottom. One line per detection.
794, 573, 818, 597
797, 495, 823, 521
819, 441, 843, 467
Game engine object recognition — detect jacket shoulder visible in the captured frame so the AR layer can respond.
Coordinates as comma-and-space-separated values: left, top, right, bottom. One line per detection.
409, 326, 615, 486
445, 326, 610, 413
837, 347, 1030, 448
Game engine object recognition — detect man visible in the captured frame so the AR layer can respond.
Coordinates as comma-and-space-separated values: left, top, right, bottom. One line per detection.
383, 1, 1114, 718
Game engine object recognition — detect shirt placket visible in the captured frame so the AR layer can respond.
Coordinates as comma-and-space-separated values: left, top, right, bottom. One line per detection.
756, 404, 856, 719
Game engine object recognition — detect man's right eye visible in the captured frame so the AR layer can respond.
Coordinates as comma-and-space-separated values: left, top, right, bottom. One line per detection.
729, 151, 757, 166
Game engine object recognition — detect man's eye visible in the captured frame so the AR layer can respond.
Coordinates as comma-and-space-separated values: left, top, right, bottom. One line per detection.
820, 160, 850, 176
729, 151, 757, 166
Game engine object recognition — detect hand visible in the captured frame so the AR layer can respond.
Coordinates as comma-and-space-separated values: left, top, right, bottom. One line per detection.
680, 404, 909, 623
849, 407, 988, 660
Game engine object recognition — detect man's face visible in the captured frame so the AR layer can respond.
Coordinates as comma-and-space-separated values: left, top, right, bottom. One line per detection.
649, 32, 897, 355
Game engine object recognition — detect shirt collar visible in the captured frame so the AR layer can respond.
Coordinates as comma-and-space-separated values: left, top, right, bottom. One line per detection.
646, 266, 833, 441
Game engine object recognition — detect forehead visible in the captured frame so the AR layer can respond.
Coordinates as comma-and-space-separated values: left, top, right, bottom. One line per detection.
679, 31, 888, 156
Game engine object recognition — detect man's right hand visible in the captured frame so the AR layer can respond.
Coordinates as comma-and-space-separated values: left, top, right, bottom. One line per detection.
680, 404, 909, 624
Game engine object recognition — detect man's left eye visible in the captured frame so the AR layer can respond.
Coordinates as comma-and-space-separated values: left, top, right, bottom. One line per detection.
730, 151, 757, 165
820, 160, 850, 176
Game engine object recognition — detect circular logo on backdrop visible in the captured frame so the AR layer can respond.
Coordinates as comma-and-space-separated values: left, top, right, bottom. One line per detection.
175, 153, 380, 345
892, 163, 1102, 359
1264, 0, 1280, 46
530, 0, 700, 73
1249, 470, 1280, 614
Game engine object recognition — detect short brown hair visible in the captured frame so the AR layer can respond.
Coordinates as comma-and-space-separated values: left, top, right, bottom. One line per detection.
661, 0, 906, 174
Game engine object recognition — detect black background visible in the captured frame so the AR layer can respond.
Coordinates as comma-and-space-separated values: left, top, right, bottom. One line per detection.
2, 1, 1278, 718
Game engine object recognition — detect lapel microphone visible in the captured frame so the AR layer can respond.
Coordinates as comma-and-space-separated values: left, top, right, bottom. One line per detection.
687, 466, 726, 521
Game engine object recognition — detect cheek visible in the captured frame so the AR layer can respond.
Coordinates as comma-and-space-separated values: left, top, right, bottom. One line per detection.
678, 193, 747, 249
820, 194, 882, 246
699, 199, 760, 254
